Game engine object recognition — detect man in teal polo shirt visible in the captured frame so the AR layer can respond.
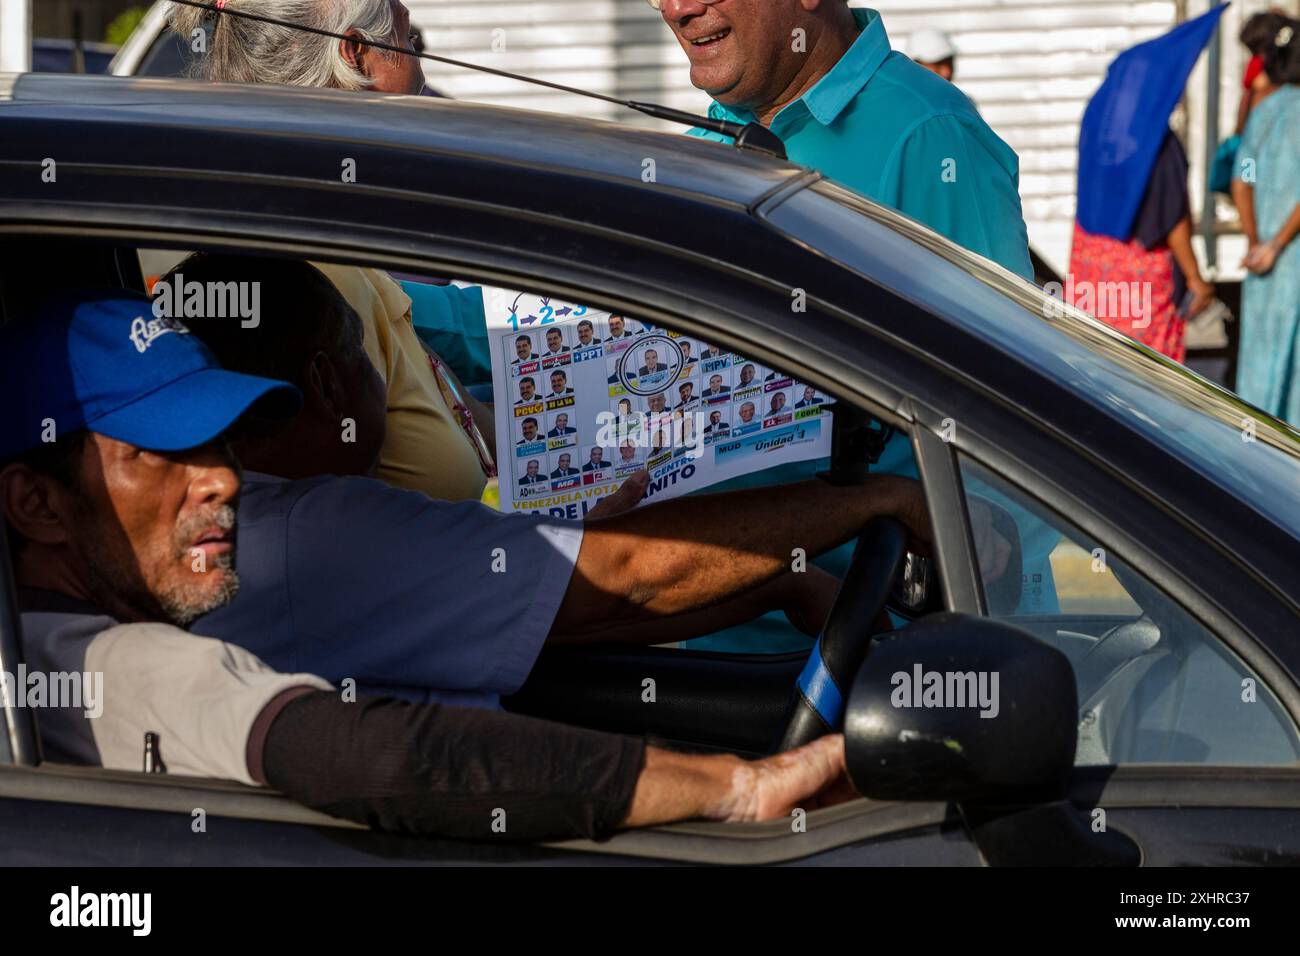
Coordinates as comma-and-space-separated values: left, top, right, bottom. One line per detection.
652, 1, 1055, 651
417, 5, 1030, 388
658, 0, 1033, 280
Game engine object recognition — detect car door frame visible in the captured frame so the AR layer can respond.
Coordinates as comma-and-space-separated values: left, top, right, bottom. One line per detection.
0, 219, 981, 865
902, 398, 1300, 865
2, 167, 1299, 863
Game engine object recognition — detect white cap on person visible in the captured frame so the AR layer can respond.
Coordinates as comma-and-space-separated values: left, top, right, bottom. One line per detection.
909, 29, 955, 63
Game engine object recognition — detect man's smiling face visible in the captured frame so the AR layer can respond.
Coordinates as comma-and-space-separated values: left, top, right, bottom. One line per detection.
660, 0, 800, 107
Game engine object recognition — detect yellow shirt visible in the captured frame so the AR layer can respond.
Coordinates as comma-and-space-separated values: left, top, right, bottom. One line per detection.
313, 264, 490, 503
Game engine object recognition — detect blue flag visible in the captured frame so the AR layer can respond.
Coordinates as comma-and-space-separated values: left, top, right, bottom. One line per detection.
1076, 4, 1229, 240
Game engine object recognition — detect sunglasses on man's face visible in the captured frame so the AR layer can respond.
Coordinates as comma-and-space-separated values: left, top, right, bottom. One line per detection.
645, 0, 723, 10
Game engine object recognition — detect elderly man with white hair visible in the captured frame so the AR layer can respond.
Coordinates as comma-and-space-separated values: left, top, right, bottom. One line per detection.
169, 0, 425, 93
165, 0, 497, 507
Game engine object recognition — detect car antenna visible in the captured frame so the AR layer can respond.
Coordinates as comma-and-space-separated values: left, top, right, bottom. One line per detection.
166, 0, 788, 160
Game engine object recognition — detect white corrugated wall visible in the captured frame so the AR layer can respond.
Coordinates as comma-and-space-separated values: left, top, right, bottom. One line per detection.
880, 0, 1178, 274
407, 0, 1287, 275
409, 0, 708, 119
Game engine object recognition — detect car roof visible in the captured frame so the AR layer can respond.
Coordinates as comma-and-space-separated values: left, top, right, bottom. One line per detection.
0, 72, 804, 211
2, 72, 1298, 551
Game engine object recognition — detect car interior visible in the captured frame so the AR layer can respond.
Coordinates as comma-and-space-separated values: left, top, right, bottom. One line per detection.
2, 235, 1298, 846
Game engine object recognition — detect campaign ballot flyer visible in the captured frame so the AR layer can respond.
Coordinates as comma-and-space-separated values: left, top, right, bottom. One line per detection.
485, 288, 834, 518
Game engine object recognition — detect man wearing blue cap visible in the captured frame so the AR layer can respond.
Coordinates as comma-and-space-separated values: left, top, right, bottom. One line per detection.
0, 292, 328, 778
0, 291, 903, 839
0, 294, 303, 628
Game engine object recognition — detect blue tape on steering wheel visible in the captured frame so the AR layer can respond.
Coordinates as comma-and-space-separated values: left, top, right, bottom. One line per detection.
795, 637, 844, 727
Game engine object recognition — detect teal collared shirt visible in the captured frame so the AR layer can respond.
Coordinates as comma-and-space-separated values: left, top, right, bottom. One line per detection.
690, 8, 1033, 280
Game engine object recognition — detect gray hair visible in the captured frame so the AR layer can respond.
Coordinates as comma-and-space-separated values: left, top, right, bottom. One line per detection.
167, 0, 398, 91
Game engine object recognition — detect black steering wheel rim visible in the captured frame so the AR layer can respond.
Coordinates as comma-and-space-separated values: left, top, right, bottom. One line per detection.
773, 517, 909, 753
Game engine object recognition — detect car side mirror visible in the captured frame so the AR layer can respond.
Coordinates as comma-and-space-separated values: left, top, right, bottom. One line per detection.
844, 613, 1076, 803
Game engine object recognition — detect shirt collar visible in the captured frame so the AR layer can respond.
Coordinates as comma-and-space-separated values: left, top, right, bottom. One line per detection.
709, 8, 892, 129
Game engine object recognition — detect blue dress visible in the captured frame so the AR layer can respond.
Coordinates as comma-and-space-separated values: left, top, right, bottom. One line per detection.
1235, 86, 1300, 423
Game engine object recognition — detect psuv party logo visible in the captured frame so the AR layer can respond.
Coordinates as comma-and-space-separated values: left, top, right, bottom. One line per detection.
615, 333, 683, 396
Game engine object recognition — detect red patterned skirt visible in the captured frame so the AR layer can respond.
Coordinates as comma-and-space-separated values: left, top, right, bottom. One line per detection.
1067, 222, 1184, 361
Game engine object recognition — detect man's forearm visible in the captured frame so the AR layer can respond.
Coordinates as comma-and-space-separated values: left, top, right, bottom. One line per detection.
621, 747, 739, 826
263, 691, 645, 842
261, 691, 850, 839
624, 734, 849, 826
555, 475, 922, 634
548, 567, 839, 646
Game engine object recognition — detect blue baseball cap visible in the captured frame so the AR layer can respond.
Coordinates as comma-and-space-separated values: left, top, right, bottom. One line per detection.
0, 292, 302, 460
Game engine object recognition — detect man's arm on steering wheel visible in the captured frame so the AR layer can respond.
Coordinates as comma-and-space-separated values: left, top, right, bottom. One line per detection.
550, 476, 930, 639
549, 566, 843, 646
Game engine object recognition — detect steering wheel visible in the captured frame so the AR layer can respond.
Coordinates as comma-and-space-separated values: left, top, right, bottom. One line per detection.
774, 517, 909, 753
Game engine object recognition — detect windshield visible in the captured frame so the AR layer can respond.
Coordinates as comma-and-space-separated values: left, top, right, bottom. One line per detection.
764, 178, 1300, 540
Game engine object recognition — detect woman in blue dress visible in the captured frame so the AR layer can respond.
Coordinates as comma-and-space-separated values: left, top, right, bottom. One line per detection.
1232, 18, 1300, 423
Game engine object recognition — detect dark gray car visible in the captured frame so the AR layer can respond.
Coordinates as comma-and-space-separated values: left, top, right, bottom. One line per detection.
0, 74, 1298, 865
